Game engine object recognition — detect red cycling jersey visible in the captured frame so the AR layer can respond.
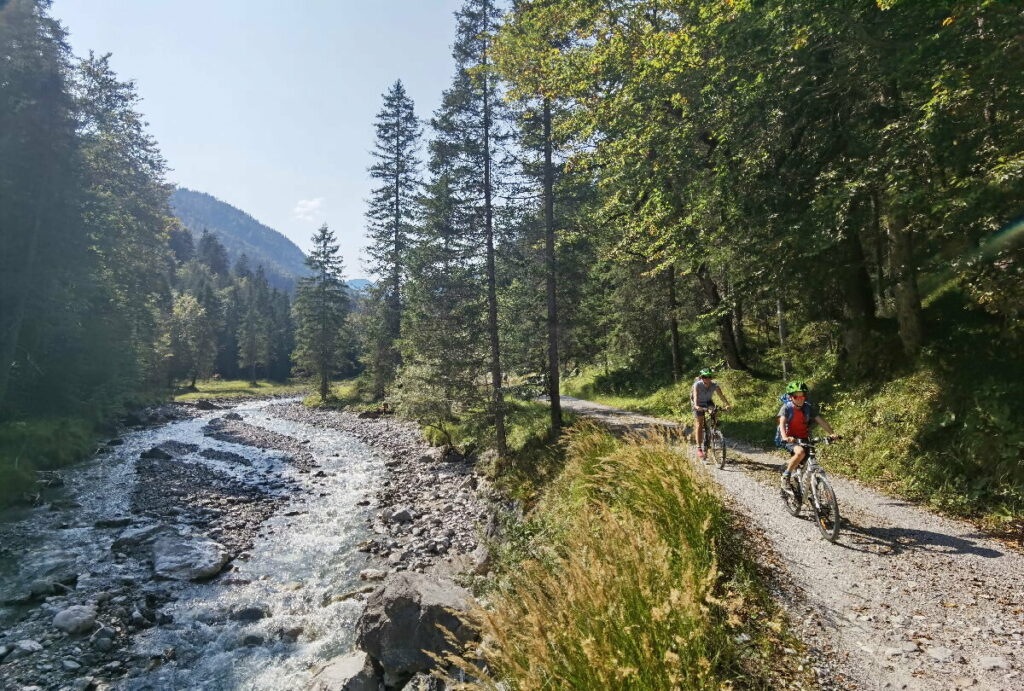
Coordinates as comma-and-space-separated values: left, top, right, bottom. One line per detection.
787, 406, 809, 439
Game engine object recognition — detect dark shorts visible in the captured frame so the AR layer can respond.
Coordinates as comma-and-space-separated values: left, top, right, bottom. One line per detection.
783, 438, 809, 454
693, 404, 716, 418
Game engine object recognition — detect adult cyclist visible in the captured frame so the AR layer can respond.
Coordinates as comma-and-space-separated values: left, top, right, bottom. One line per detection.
777, 381, 838, 491
691, 368, 731, 459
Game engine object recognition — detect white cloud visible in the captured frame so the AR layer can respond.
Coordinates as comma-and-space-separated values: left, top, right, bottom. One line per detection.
293, 197, 324, 222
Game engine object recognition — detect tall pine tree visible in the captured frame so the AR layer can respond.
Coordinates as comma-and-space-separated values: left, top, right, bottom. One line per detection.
292, 225, 349, 402
365, 80, 422, 398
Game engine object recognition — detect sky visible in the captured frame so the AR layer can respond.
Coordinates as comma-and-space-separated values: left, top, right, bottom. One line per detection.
51, 0, 467, 279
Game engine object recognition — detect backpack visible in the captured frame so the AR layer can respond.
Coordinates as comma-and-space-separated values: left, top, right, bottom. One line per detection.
774, 394, 815, 447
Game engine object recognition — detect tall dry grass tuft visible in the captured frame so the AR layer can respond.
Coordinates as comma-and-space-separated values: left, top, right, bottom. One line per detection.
450, 426, 759, 690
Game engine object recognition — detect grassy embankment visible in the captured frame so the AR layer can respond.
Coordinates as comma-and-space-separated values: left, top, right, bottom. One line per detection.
452, 424, 806, 689
173, 378, 309, 402
564, 358, 1024, 531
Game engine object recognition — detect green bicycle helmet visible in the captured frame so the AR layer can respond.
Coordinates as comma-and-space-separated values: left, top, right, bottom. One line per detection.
785, 380, 809, 394
699, 368, 714, 377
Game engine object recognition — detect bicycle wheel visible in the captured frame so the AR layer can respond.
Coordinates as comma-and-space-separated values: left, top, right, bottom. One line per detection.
711, 430, 727, 469
781, 474, 802, 516
811, 474, 841, 542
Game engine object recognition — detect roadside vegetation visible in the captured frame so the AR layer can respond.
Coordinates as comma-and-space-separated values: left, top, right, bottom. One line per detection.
563, 338, 1024, 531
454, 424, 807, 689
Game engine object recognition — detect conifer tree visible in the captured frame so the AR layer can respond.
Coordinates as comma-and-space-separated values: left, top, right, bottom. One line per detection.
365, 80, 422, 398
237, 268, 271, 385
418, 0, 510, 454
399, 154, 488, 426
292, 224, 349, 402
197, 229, 230, 278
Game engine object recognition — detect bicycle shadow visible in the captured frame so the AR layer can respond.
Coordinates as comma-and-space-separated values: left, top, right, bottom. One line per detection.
836, 519, 1003, 559
718, 455, 1005, 559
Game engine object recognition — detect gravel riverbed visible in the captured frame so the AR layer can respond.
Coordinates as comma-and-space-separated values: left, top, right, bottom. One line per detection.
0, 399, 489, 691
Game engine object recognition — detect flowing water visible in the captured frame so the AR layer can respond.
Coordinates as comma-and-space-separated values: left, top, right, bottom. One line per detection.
0, 398, 385, 690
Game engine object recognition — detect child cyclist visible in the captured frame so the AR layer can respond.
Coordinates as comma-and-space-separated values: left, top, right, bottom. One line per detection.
691, 368, 731, 459
777, 381, 839, 491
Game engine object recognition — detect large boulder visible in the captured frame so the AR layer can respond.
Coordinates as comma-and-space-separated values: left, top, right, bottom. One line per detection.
355, 573, 476, 687
152, 535, 229, 581
307, 651, 381, 691
53, 605, 97, 635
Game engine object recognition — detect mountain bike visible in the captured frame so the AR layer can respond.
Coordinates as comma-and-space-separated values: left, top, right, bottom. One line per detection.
780, 437, 841, 542
696, 405, 727, 469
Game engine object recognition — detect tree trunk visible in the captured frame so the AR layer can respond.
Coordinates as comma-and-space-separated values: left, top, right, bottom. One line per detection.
695, 264, 748, 371
481, 15, 507, 457
732, 294, 747, 360
887, 207, 924, 358
837, 201, 883, 373
320, 371, 330, 403
542, 98, 562, 435
777, 298, 789, 380
0, 196, 44, 408
666, 265, 681, 383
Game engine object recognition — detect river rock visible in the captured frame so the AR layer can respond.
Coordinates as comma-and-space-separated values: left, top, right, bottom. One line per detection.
9, 639, 44, 658
355, 572, 476, 687
112, 523, 171, 554
308, 651, 381, 691
194, 399, 221, 410
152, 535, 229, 581
979, 656, 1009, 671
390, 507, 414, 524
53, 605, 97, 634
140, 446, 173, 460
224, 412, 243, 421
926, 646, 955, 662
231, 605, 270, 622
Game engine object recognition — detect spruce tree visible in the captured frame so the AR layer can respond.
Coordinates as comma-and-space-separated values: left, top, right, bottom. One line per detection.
365, 80, 422, 398
237, 268, 271, 385
417, 0, 510, 454
292, 224, 349, 402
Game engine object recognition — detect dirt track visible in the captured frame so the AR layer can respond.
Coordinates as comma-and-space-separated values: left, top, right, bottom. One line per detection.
559, 396, 1024, 690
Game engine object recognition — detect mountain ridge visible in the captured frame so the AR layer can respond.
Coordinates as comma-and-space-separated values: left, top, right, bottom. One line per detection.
170, 188, 311, 292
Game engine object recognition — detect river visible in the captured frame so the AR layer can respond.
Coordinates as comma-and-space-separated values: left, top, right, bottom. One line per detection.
0, 398, 396, 690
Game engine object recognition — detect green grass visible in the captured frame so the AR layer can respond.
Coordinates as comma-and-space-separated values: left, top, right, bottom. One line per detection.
455, 425, 808, 689
0, 418, 97, 507
174, 379, 309, 402
301, 379, 372, 410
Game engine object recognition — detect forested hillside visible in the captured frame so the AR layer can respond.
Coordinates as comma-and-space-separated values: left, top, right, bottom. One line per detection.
170, 188, 311, 293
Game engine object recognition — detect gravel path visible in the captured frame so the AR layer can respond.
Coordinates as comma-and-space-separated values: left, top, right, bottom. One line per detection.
558, 396, 1024, 690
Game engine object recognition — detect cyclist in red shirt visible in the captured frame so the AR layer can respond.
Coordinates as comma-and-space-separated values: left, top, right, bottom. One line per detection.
777, 381, 837, 490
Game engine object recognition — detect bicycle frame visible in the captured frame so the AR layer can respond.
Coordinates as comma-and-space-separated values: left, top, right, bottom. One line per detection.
793, 439, 829, 506
701, 406, 720, 445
